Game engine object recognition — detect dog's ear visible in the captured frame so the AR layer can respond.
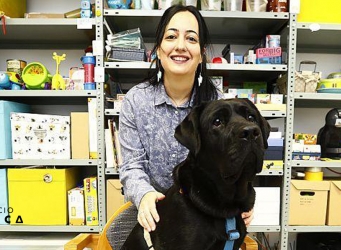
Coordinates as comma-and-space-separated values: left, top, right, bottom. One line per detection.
175, 103, 207, 155
243, 98, 271, 149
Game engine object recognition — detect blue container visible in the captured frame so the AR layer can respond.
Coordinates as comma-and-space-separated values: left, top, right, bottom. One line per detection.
0, 101, 30, 159
0, 169, 9, 225
107, 0, 132, 9
84, 83, 96, 90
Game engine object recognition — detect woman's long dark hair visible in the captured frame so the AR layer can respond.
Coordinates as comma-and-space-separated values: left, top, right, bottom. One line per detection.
147, 4, 218, 106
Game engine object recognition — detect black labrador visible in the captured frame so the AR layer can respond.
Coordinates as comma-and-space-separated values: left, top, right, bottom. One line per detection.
121, 98, 270, 250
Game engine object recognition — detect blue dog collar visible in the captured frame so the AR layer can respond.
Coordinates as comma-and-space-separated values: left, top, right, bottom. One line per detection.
224, 217, 240, 250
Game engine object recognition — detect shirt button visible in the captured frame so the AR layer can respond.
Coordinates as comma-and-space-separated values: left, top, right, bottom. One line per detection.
172, 154, 176, 158
175, 110, 178, 114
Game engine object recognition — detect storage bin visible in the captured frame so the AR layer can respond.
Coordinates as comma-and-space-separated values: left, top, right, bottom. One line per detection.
297, 0, 341, 24
7, 167, 80, 225
0, 101, 30, 159
10, 112, 70, 159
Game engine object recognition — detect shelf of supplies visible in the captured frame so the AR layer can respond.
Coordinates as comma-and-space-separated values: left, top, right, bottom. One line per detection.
0, 225, 99, 233
0, 18, 96, 49
0, 90, 96, 105
104, 108, 285, 118
0, 159, 97, 166
287, 226, 341, 232
104, 9, 289, 44
294, 92, 341, 108
105, 62, 287, 82
291, 160, 341, 168
296, 23, 341, 54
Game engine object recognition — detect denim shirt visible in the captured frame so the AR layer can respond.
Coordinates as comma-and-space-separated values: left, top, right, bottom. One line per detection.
119, 81, 221, 208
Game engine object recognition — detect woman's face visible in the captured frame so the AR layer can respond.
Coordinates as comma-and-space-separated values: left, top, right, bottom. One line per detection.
157, 11, 202, 79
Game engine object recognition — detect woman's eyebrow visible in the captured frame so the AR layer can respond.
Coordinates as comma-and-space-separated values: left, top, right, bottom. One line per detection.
167, 28, 198, 36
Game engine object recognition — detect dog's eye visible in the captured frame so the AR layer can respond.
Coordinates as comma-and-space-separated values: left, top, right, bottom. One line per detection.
213, 118, 222, 127
248, 114, 256, 122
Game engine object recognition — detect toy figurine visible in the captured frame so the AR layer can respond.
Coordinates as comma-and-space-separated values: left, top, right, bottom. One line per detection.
0, 72, 22, 90
52, 52, 66, 90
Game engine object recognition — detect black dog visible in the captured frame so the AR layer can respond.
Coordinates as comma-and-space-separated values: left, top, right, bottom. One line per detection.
121, 98, 270, 250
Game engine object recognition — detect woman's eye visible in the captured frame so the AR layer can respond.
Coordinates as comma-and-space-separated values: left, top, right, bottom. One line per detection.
213, 118, 222, 127
187, 36, 198, 43
165, 34, 177, 40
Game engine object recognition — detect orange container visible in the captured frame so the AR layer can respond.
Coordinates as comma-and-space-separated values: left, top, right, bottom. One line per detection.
297, 0, 341, 23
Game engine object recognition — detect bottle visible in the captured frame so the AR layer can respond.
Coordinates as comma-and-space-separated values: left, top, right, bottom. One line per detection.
81, 53, 96, 90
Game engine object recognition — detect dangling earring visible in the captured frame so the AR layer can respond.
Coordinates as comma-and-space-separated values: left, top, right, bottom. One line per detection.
198, 73, 202, 86
157, 70, 162, 82
198, 63, 203, 86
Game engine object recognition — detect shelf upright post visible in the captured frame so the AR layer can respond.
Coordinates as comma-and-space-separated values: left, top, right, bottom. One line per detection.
95, 0, 106, 231
279, 13, 297, 250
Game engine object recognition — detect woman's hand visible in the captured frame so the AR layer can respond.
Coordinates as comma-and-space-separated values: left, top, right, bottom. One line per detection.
242, 208, 254, 227
138, 191, 166, 232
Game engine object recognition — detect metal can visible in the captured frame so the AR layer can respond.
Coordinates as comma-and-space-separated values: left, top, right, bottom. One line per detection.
6, 59, 27, 77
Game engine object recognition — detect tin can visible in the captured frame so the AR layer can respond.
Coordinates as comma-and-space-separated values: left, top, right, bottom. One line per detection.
6, 59, 27, 77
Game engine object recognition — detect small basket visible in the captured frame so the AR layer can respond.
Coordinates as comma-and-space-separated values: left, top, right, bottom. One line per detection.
277, 61, 321, 94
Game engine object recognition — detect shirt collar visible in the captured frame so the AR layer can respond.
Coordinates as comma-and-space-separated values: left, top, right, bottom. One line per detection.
154, 82, 195, 108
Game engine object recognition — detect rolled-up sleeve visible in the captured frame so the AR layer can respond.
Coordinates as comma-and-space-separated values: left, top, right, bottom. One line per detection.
119, 92, 155, 208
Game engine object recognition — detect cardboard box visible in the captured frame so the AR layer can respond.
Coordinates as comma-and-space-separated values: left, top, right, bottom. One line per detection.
0, 0, 27, 18
71, 112, 89, 159
88, 98, 98, 159
289, 180, 330, 225
25, 13, 65, 18
0, 101, 30, 159
327, 181, 341, 225
0, 169, 9, 225
251, 187, 280, 226
84, 177, 98, 226
8, 167, 80, 225
11, 112, 70, 159
68, 187, 85, 226
106, 179, 125, 220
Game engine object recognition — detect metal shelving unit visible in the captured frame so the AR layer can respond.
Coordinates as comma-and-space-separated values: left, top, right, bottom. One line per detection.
0, 0, 106, 235
281, 21, 341, 248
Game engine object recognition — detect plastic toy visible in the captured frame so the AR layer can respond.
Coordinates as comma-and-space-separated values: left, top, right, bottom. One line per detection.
0, 71, 22, 90
81, 0, 92, 18
52, 52, 66, 90
22, 62, 52, 90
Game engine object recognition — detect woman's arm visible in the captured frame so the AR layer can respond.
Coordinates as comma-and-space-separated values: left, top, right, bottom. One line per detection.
119, 93, 155, 208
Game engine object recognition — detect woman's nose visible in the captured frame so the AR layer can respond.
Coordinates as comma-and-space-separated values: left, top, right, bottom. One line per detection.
175, 37, 187, 51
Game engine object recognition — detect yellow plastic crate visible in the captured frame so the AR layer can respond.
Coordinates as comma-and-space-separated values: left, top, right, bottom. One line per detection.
0, 0, 27, 18
297, 0, 341, 23
8, 167, 80, 225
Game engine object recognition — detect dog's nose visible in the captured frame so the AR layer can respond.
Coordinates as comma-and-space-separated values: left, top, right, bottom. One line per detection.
239, 126, 260, 141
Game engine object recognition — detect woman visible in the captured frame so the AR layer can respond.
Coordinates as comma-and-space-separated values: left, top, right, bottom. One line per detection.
119, 4, 253, 233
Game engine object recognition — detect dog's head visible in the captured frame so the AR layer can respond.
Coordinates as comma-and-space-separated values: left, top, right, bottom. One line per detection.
175, 98, 270, 182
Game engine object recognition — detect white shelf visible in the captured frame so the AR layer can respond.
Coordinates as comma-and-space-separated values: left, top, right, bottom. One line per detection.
0, 159, 97, 166
105, 109, 286, 118
287, 226, 341, 232
0, 225, 99, 233
291, 160, 341, 168
0, 18, 96, 49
